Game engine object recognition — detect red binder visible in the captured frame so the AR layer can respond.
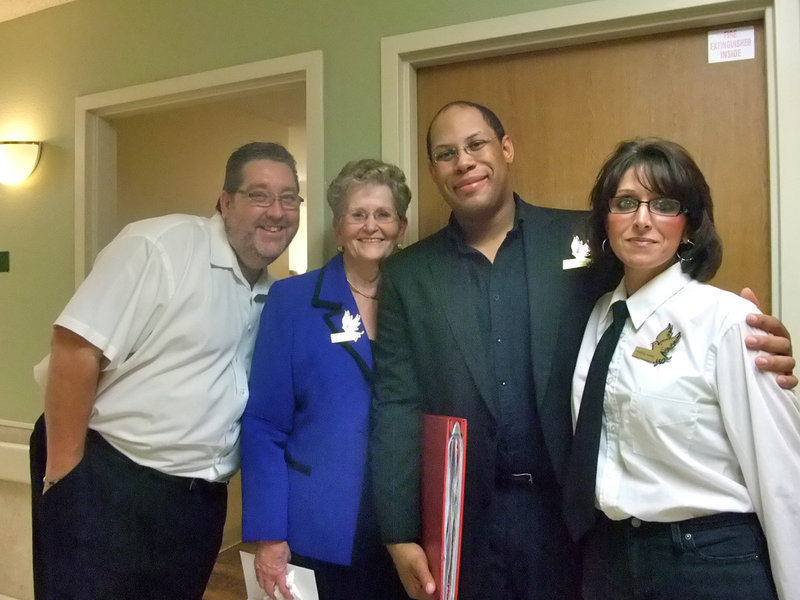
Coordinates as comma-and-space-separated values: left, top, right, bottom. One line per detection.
421, 414, 467, 600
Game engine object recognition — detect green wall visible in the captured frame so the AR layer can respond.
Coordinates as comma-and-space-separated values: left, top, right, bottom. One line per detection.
0, 0, 583, 423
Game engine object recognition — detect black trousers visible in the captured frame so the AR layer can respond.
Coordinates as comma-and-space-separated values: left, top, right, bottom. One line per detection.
30, 415, 228, 600
291, 550, 408, 600
459, 477, 581, 600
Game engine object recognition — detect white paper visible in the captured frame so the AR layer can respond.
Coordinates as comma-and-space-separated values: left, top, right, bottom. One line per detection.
240, 551, 319, 600
708, 26, 755, 63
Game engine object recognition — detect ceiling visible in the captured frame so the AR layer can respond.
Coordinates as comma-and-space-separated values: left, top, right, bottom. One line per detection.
0, 0, 75, 24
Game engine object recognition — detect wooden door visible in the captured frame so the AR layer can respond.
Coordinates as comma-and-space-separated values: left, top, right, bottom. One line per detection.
417, 21, 770, 309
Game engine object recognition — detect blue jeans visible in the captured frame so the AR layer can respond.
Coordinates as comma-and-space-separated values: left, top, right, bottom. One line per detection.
582, 512, 778, 600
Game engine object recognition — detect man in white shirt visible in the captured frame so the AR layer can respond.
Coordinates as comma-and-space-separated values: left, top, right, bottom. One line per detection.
29, 142, 303, 599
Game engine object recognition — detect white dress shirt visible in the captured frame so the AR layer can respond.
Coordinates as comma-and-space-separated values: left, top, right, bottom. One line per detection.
55, 213, 272, 481
572, 262, 800, 599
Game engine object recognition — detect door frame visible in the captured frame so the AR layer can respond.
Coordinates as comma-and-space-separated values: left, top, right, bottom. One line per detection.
381, 0, 800, 334
74, 50, 324, 283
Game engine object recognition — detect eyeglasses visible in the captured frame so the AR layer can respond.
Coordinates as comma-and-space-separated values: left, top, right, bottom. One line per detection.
608, 196, 685, 217
237, 189, 304, 210
430, 137, 498, 164
340, 208, 399, 225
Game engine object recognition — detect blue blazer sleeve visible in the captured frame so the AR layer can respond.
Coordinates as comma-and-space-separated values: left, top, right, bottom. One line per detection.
241, 280, 295, 542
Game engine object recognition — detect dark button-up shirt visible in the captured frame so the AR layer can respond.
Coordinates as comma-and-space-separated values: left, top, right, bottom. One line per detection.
445, 197, 553, 482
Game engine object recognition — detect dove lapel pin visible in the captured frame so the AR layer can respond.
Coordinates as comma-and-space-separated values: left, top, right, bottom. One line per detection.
330, 309, 365, 344
563, 235, 591, 269
633, 323, 682, 366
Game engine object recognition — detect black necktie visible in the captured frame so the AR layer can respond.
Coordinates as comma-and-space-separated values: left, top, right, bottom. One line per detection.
563, 300, 629, 542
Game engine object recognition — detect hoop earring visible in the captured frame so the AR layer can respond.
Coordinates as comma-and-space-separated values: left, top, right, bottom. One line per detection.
677, 239, 695, 263
337, 245, 344, 253
601, 238, 609, 254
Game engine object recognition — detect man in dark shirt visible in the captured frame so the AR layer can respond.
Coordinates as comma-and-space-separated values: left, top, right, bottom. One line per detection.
369, 100, 796, 600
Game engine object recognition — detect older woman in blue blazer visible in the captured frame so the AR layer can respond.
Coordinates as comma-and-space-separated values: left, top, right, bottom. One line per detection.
241, 159, 411, 600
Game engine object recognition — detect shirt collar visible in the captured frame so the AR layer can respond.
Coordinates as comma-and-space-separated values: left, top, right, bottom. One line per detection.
509, 194, 525, 236
445, 193, 525, 253
605, 262, 691, 330
209, 212, 273, 294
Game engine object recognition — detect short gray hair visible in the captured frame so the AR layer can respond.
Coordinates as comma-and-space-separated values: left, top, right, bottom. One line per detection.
327, 159, 411, 219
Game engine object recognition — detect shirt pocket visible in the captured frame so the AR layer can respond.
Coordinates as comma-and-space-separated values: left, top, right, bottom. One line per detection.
626, 391, 699, 461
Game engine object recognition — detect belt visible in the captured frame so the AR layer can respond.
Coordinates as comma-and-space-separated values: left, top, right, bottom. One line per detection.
604, 511, 759, 536
151, 470, 228, 493
495, 471, 535, 486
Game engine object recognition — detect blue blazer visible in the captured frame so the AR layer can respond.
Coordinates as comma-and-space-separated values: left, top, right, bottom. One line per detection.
241, 254, 374, 565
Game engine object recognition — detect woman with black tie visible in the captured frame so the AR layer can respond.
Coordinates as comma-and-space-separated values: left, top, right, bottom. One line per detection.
568, 138, 800, 600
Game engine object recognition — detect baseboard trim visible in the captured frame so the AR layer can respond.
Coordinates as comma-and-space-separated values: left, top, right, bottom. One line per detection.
0, 441, 30, 485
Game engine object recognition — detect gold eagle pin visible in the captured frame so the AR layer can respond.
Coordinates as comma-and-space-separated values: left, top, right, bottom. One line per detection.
633, 323, 681, 366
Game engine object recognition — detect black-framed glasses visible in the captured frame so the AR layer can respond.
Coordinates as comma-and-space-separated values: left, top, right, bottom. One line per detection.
237, 189, 304, 210
609, 196, 685, 217
340, 208, 399, 225
431, 137, 498, 164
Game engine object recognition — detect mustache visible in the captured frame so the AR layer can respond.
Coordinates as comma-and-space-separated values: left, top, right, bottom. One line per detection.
256, 215, 291, 228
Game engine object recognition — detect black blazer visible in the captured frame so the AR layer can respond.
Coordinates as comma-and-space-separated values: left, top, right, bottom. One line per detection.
370, 198, 619, 561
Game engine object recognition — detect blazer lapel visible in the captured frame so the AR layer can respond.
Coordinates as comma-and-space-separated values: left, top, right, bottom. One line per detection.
426, 236, 499, 419
312, 255, 374, 384
521, 203, 574, 410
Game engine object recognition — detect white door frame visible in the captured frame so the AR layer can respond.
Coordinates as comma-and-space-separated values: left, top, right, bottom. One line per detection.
381, 0, 800, 334
74, 50, 324, 283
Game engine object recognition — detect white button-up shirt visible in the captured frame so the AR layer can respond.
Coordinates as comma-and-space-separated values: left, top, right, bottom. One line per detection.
55, 213, 272, 481
572, 263, 800, 599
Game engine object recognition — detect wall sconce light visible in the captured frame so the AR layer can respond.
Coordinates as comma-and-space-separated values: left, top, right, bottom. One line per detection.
0, 141, 42, 185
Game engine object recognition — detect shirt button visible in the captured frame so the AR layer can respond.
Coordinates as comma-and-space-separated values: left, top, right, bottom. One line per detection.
496, 337, 502, 343
631, 518, 642, 528
493, 294, 500, 302
500, 380, 507, 386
